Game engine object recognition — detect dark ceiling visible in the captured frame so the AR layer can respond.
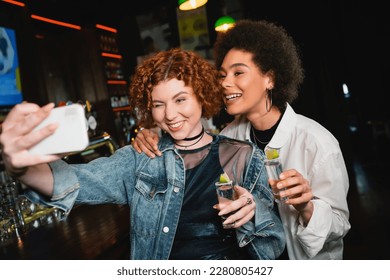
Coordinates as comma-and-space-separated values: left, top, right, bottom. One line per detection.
24, 0, 177, 27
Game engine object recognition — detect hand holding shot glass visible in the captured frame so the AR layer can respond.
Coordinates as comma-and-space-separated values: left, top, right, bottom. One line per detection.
264, 147, 288, 203
215, 172, 237, 228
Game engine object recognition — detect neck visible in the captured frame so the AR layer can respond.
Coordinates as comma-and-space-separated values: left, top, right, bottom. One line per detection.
174, 126, 206, 149
248, 107, 281, 130
182, 126, 204, 141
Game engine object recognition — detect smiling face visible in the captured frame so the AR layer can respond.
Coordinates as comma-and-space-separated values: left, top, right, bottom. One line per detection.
151, 78, 203, 141
219, 49, 274, 119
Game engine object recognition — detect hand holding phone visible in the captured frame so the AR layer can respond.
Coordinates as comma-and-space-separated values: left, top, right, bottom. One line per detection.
28, 104, 89, 155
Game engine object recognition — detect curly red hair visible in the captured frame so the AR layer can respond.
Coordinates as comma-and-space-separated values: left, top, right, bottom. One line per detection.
129, 48, 224, 128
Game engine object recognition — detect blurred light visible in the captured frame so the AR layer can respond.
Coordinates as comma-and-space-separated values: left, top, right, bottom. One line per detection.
96, 24, 117, 33
178, 0, 208, 11
342, 83, 350, 98
30, 14, 81, 30
1, 0, 25, 7
101, 52, 122, 59
215, 16, 236, 32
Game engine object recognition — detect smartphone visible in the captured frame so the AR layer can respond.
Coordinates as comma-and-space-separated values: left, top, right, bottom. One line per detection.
28, 104, 89, 155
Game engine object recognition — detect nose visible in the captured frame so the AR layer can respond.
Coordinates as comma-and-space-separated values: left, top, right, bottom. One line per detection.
220, 76, 232, 88
164, 103, 177, 121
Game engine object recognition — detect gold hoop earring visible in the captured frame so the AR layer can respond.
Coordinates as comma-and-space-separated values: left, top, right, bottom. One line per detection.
266, 88, 273, 112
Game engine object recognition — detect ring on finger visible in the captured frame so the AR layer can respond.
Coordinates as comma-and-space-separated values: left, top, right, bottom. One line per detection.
246, 197, 252, 205
224, 221, 236, 229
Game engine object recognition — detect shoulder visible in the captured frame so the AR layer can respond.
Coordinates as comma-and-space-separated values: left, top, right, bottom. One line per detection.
284, 104, 339, 146
220, 116, 250, 141
215, 134, 260, 162
217, 134, 254, 149
296, 114, 339, 142
291, 114, 342, 157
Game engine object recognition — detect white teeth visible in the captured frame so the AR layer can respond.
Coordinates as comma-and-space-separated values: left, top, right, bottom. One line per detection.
226, 93, 242, 100
169, 122, 182, 128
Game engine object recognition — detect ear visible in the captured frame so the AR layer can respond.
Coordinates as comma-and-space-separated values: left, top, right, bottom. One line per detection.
265, 70, 275, 89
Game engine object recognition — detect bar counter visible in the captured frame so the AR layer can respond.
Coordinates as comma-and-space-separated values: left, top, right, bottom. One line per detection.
0, 204, 130, 260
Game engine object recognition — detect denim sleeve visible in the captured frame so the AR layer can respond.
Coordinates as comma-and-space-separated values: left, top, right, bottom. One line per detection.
236, 195, 286, 259
24, 146, 136, 216
234, 146, 286, 259
24, 159, 80, 215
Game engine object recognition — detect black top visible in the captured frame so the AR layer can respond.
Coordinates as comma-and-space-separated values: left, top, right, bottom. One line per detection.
250, 113, 283, 150
169, 136, 250, 260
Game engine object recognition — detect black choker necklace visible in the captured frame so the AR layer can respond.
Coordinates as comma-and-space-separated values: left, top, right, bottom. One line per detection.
175, 126, 205, 149
183, 126, 204, 141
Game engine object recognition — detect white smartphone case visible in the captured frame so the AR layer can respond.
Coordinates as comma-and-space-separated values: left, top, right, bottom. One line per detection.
28, 104, 89, 155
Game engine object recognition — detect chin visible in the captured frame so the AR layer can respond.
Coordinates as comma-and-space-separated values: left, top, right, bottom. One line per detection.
226, 107, 241, 117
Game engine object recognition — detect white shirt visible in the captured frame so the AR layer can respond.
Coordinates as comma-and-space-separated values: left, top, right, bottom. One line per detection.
220, 104, 351, 259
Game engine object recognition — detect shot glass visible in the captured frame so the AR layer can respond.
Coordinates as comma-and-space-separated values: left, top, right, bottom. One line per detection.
215, 180, 234, 220
264, 157, 287, 203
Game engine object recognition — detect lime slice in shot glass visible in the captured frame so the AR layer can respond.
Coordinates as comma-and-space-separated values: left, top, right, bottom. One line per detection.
219, 172, 230, 183
265, 148, 279, 160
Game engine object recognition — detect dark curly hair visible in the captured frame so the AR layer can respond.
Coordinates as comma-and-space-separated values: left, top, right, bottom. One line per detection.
129, 48, 224, 128
213, 19, 305, 112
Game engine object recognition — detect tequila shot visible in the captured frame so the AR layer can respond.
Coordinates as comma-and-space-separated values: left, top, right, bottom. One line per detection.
264, 148, 287, 203
215, 180, 234, 220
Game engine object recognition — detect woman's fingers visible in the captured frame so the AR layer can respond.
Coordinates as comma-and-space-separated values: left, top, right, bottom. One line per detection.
132, 129, 161, 157
275, 169, 313, 205
1, 103, 57, 153
17, 123, 58, 152
219, 186, 256, 228
0, 103, 59, 173
3, 103, 53, 129
132, 130, 147, 153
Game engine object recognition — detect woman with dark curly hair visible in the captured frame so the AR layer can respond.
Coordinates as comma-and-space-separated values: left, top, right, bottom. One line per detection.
0, 48, 285, 259
133, 20, 351, 260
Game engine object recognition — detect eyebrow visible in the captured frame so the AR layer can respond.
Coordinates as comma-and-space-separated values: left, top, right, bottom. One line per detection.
152, 91, 189, 103
220, 62, 250, 71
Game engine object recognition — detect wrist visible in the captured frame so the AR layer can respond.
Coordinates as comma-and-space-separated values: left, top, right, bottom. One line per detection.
299, 200, 314, 227
3, 159, 28, 179
8, 167, 28, 179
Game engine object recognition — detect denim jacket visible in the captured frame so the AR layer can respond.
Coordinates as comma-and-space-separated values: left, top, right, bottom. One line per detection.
26, 134, 285, 259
